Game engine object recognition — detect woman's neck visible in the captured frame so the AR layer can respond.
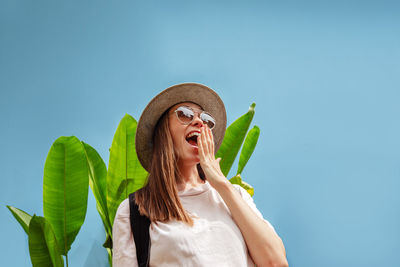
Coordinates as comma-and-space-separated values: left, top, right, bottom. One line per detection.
176, 162, 204, 191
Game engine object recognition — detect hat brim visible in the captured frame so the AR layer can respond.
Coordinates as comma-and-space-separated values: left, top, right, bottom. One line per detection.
136, 83, 227, 171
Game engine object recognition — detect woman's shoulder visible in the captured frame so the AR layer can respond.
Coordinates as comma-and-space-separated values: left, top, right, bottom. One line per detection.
115, 198, 130, 218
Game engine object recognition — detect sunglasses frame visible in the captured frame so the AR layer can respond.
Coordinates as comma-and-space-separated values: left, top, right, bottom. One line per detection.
173, 105, 216, 130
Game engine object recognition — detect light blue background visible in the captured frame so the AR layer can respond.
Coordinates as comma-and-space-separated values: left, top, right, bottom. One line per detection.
1, 0, 399, 266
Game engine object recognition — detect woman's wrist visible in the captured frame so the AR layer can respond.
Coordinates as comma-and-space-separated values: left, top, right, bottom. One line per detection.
212, 177, 233, 194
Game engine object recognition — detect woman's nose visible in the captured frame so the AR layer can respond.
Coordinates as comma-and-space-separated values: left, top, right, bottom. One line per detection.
191, 113, 203, 127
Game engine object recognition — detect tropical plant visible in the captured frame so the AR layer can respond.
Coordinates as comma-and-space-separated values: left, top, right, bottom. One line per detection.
106, 114, 148, 227
216, 103, 259, 196
7, 136, 90, 267
82, 114, 149, 265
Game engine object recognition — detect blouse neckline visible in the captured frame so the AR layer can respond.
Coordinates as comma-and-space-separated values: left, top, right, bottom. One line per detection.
178, 181, 211, 197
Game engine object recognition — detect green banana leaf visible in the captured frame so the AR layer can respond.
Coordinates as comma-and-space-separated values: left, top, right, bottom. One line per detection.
237, 125, 260, 175
216, 103, 256, 177
82, 142, 112, 238
230, 174, 254, 196
6, 205, 32, 235
28, 215, 64, 267
107, 114, 148, 226
106, 248, 112, 267
43, 136, 89, 256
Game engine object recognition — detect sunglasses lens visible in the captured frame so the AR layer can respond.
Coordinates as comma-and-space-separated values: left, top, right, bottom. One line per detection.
200, 113, 216, 129
176, 107, 194, 124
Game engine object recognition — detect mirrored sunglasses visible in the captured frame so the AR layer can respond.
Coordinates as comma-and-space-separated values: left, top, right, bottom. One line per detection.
174, 106, 216, 130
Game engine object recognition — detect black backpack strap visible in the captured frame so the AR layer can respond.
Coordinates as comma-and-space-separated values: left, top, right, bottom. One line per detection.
129, 193, 151, 267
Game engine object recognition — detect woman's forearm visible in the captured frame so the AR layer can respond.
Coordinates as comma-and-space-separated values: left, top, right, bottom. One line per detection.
214, 180, 288, 267
197, 126, 288, 266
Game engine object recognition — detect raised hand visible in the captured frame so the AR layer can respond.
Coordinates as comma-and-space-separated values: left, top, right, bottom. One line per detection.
197, 125, 227, 189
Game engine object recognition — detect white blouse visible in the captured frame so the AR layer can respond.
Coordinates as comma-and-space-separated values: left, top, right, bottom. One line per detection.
112, 181, 275, 267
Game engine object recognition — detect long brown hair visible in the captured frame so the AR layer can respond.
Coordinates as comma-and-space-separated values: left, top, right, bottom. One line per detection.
134, 110, 194, 225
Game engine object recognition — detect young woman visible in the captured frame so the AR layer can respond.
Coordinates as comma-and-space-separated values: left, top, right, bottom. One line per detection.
112, 83, 288, 267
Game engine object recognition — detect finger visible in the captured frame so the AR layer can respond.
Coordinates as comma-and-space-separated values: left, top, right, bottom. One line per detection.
200, 126, 209, 156
197, 129, 206, 161
208, 127, 215, 155
204, 125, 213, 155
201, 125, 209, 152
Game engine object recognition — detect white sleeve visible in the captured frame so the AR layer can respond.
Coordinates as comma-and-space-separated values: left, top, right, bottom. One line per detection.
232, 184, 276, 231
112, 198, 139, 267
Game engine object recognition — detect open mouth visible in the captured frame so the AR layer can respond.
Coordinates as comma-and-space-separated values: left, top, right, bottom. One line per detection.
185, 131, 200, 147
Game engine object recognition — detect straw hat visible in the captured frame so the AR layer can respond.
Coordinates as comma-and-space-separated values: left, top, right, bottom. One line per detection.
135, 83, 227, 171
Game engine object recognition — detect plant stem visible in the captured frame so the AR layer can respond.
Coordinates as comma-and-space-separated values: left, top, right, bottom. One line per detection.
66, 254, 69, 267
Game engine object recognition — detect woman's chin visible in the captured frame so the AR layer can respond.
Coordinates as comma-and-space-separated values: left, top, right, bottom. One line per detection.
177, 143, 200, 164
185, 151, 200, 164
